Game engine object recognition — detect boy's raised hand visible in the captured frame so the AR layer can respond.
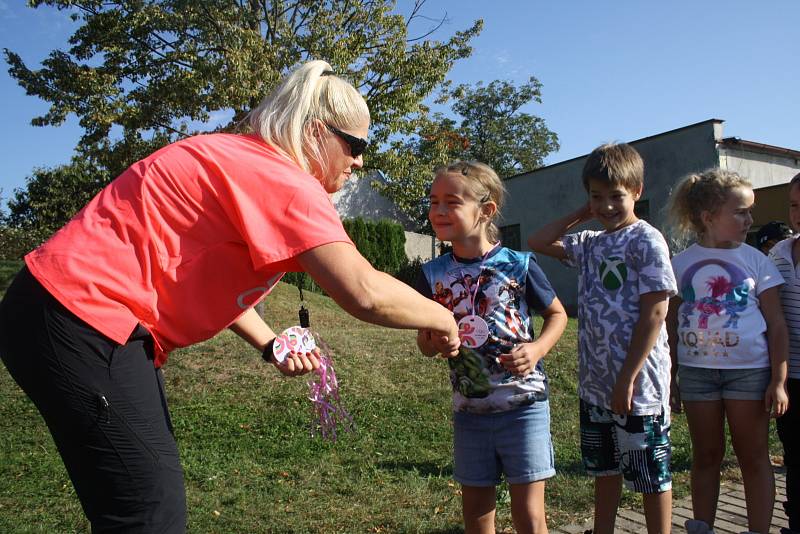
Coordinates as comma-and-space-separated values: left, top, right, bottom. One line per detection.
575, 202, 594, 224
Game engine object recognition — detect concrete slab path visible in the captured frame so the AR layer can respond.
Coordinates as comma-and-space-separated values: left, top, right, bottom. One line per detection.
553, 467, 789, 534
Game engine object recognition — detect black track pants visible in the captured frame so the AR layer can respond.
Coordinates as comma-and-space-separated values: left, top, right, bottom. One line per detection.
778, 378, 800, 531
0, 266, 186, 533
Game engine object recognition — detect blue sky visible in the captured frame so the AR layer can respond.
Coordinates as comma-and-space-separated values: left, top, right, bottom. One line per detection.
1, 0, 799, 201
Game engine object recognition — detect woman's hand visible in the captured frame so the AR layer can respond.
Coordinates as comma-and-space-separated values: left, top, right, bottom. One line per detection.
273, 347, 321, 376
419, 328, 461, 358
434, 319, 461, 358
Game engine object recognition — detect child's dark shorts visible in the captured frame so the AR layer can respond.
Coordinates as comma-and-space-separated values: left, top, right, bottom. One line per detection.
579, 400, 672, 494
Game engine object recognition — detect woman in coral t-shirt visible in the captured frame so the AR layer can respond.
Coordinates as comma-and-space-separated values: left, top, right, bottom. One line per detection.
0, 60, 460, 533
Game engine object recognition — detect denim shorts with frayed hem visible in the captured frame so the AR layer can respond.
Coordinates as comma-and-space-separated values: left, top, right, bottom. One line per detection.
453, 401, 555, 487
677, 365, 771, 401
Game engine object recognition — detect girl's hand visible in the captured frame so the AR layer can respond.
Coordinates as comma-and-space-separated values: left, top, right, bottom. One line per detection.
669, 379, 682, 414
421, 329, 460, 358
765, 380, 789, 418
433, 333, 460, 358
498, 342, 543, 376
274, 347, 321, 376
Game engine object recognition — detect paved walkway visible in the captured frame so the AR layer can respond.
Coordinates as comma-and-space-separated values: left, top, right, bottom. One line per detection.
553, 468, 789, 534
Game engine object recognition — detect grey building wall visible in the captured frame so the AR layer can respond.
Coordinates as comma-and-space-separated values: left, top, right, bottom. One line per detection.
331, 171, 415, 229
501, 119, 799, 314
332, 171, 441, 262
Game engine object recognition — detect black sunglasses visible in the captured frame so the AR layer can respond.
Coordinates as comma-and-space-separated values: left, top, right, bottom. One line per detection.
326, 124, 368, 157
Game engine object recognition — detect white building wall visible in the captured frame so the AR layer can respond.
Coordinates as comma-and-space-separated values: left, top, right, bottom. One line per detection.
332, 171, 440, 262
331, 171, 414, 228
720, 148, 800, 189
404, 231, 440, 262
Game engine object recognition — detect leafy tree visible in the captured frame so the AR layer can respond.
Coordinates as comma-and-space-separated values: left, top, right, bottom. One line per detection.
450, 77, 559, 177
0, 160, 109, 257
5, 0, 482, 181
371, 113, 463, 230
3, 160, 109, 236
373, 77, 559, 229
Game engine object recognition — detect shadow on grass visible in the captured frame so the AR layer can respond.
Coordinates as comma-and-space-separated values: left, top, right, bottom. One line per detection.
554, 459, 587, 476
377, 459, 453, 478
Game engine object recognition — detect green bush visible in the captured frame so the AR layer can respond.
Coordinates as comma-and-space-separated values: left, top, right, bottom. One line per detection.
280, 272, 321, 295
394, 256, 424, 287
280, 218, 410, 296
0, 260, 24, 293
342, 217, 408, 276
0, 225, 46, 260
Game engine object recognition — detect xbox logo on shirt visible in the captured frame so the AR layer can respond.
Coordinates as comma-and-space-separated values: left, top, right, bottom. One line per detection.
599, 256, 627, 290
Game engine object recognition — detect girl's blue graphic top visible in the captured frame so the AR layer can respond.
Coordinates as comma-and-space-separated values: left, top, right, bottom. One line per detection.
415, 246, 556, 413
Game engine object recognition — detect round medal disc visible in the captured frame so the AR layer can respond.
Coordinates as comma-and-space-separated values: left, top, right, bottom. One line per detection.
457, 315, 490, 348
273, 326, 317, 363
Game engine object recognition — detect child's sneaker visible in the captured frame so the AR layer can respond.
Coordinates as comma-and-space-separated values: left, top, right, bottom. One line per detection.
685, 519, 714, 534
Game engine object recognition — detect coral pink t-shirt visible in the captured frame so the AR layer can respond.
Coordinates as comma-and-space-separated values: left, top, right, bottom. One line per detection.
25, 133, 352, 367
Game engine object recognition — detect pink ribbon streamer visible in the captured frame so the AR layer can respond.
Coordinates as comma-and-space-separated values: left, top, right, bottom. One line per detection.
307, 333, 354, 441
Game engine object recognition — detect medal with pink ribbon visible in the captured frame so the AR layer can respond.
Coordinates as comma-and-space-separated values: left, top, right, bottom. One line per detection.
456, 244, 498, 349
273, 279, 353, 441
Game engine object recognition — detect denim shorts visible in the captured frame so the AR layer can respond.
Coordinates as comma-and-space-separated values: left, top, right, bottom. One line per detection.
453, 401, 555, 487
579, 400, 672, 494
677, 365, 771, 401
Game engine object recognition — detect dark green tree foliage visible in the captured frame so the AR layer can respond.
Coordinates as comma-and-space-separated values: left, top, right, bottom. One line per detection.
450, 78, 559, 178
5, 0, 481, 182
0, 226, 42, 261
4, 160, 108, 234
0, 160, 111, 257
374, 77, 559, 229
342, 217, 406, 275
283, 217, 408, 295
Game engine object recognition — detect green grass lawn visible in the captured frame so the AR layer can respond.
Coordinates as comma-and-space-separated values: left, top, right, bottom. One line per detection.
0, 273, 783, 533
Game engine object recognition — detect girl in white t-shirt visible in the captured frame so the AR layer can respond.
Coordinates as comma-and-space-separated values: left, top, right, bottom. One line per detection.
667, 168, 789, 534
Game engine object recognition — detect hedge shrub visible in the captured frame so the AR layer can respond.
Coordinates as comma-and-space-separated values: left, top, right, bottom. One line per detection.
342, 217, 408, 276
280, 217, 413, 295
